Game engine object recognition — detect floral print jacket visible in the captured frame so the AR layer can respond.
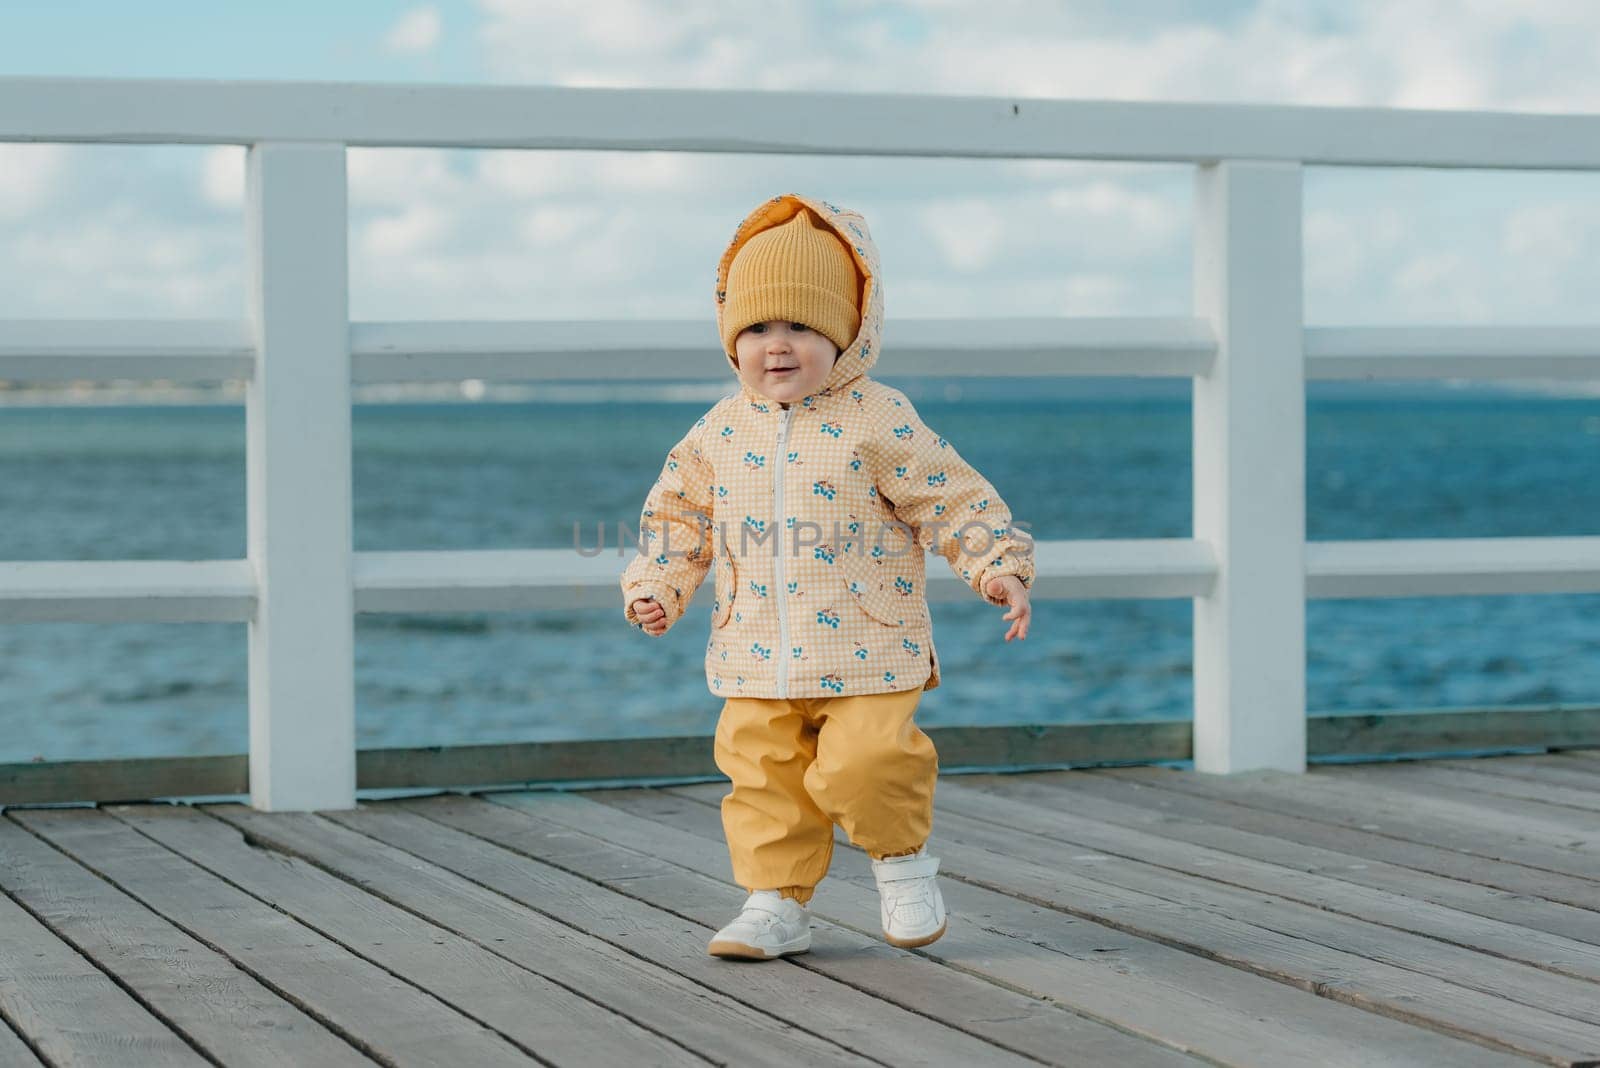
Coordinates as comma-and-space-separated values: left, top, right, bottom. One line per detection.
622, 193, 1034, 699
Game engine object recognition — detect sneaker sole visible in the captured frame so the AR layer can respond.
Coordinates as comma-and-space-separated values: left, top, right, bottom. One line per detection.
707, 938, 811, 960
884, 919, 947, 949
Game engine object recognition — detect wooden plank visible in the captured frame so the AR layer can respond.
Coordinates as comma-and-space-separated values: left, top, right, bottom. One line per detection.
1314, 761, 1600, 815
0, 722, 1184, 805
262, 804, 1009, 1068
323, 797, 1070, 1066
104, 803, 710, 1067
204, 801, 887, 1068
356, 735, 721, 788
493, 789, 1537, 1068
1094, 766, 1600, 882
1077, 766, 1600, 916
9, 807, 539, 1065
930, 719, 1192, 766
0, 1017, 42, 1067
0, 834, 207, 1067
379, 794, 1195, 1068
1100, 767, 1600, 920
378, 795, 1207, 1068
931, 777, 1600, 976
1421, 754, 1600, 794
673, 782, 1600, 1063
0, 819, 371, 1066
0, 755, 247, 805
958, 771, 1600, 947
1306, 707, 1600, 757
0, 725, 1186, 801
355, 721, 1191, 791
3, 714, 1596, 806
1301, 762, 1600, 828
906, 784, 1600, 1011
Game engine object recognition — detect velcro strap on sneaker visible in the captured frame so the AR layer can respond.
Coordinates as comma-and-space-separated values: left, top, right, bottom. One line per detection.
741, 895, 791, 917
874, 855, 940, 883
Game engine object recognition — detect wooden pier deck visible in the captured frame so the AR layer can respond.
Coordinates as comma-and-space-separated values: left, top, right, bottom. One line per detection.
2, 750, 1598, 1067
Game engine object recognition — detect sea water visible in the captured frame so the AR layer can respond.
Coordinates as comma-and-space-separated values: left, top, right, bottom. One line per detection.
2, 381, 1596, 762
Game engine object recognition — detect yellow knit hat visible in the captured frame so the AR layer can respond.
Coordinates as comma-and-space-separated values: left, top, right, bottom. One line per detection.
721, 207, 861, 357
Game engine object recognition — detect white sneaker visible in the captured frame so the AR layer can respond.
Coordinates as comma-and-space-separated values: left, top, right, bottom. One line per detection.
871, 849, 948, 948
707, 890, 812, 960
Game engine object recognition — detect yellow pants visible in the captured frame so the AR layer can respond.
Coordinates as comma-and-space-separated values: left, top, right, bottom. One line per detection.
713, 687, 938, 905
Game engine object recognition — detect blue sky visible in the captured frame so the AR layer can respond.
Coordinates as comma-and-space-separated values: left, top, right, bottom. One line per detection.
0, 1, 485, 83
2, 0, 1598, 398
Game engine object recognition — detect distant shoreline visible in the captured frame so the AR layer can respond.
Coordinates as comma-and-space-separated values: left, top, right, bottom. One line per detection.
0, 377, 1594, 407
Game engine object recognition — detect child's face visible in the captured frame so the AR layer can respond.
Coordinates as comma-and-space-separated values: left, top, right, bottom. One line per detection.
734, 321, 839, 406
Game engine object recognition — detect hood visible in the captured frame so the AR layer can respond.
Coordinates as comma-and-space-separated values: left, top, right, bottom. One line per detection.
716, 193, 883, 398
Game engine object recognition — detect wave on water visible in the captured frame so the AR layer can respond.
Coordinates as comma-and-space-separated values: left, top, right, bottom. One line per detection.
5, 375, 1599, 408
358, 614, 587, 634
361, 615, 494, 635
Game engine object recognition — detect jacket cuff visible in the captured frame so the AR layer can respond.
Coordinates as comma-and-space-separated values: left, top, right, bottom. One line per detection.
975, 555, 1034, 607
623, 581, 682, 627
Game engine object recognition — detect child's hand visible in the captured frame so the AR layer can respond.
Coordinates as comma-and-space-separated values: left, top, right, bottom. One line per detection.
631, 597, 669, 637
985, 576, 1031, 642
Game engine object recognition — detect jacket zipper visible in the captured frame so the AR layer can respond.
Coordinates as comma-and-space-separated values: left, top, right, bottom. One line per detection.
774, 405, 792, 698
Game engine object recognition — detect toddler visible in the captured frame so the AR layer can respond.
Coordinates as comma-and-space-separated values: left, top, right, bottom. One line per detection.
623, 193, 1033, 960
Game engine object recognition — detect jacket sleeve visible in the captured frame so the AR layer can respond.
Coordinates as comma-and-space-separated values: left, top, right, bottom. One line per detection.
621, 418, 717, 629
864, 392, 1034, 607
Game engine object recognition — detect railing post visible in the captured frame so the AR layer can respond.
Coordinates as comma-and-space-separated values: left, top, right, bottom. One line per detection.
244, 142, 356, 810
1191, 160, 1307, 774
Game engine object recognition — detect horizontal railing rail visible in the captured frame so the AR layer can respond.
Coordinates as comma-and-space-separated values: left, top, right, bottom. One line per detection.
3, 76, 1599, 809
8, 319, 1600, 382
6, 77, 1600, 169
6, 536, 1600, 625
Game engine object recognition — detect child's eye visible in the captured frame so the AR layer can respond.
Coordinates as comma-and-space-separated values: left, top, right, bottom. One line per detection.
790, 323, 809, 331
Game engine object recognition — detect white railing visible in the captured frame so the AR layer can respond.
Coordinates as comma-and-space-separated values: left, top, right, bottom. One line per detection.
3, 77, 1599, 810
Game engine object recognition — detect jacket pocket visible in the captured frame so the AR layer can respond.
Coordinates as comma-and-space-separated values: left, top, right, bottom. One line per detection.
839, 549, 906, 628
711, 546, 736, 629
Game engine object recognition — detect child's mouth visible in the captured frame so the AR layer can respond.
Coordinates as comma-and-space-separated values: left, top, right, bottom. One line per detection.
769, 367, 797, 376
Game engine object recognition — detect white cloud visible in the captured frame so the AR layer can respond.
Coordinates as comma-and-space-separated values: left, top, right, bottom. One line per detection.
1395, 251, 1468, 297
1305, 204, 1408, 294
469, 0, 1600, 110
919, 199, 1005, 272
475, 151, 594, 198
475, 0, 737, 85
200, 147, 245, 209
1062, 273, 1133, 313
360, 202, 454, 259
0, 145, 68, 221
1, 200, 240, 316
1047, 181, 1183, 252
1501, 200, 1591, 264
7, 2, 1600, 336
349, 148, 472, 206
591, 152, 700, 192
384, 7, 442, 56
520, 205, 602, 245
